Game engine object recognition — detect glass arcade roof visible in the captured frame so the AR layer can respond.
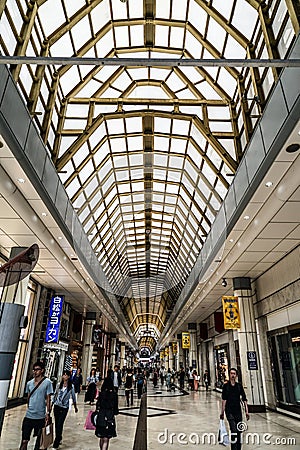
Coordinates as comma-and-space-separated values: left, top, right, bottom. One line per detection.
0, 0, 296, 350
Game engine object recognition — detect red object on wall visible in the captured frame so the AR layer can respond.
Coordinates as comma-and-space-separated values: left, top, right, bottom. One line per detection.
199, 323, 208, 340
214, 312, 225, 334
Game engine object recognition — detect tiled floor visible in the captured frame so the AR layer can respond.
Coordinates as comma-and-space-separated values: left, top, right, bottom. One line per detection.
1, 383, 300, 449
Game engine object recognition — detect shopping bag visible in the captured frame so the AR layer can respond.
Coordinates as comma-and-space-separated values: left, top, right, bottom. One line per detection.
218, 419, 229, 446
40, 422, 54, 449
84, 410, 96, 430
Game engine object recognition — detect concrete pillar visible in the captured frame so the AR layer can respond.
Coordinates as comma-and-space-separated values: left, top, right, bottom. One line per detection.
228, 330, 237, 371
208, 340, 216, 388
110, 336, 117, 369
168, 343, 173, 371
120, 342, 125, 369
0, 247, 31, 434
188, 323, 197, 370
234, 277, 265, 412
177, 334, 183, 370
81, 317, 96, 385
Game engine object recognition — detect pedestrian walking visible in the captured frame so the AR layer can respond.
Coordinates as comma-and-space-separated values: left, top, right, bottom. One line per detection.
220, 368, 249, 450
95, 377, 119, 450
19, 361, 53, 450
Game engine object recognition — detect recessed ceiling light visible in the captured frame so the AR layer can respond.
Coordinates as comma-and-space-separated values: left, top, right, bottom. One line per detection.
58, 236, 62, 240
42, 212, 47, 217
17, 178, 25, 183
265, 181, 273, 187
286, 143, 300, 153
229, 238, 234, 242
244, 215, 250, 220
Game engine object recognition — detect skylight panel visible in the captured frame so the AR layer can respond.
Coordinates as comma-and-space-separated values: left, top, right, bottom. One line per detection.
110, 137, 127, 153
206, 20, 226, 53
94, 142, 109, 167
154, 136, 169, 152
224, 34, 247, 59
50, 33, 74, 57
155, 25, 169, 48
170, 27, 185, 48
107, 118, 125, 134
111, 0, 128, 20
59, 67, 82, 97
150, 68, 169, 81
89, 123, 106, 149
171, 0, 187, 20
217, 68, 236, 97
71, 16, 92, 50
179, 67, 202, 84
125, 117, 143, 133
127, 68, 148, 80
64, 0, 86, 17
156, 0, 171, 19
185, 31, 202, 58
113, 155, 128, 168
66, 103, 89, 118
231, 0, 257, 41
111, 71, 131, 91
114, 26, 129, 48
74, 79, 100, 97
64, 118, 86, 130
188, 2, 207, 35
67, 177, 81, 198
91, 2, 111, 31
129, 154, 143, 166
96, 29, 114, 56
170, 138, 186, 154
211, 0, 232, 19
127, 136, 143, 152
1, 15, 16, 54
176, 88, 198, 100
130, 25, 144, 47
39, 0, 65, 36
196, 80, 223, 100
169, 155, 184, 170
155, 117, 171, 133
166, 71, 186, 92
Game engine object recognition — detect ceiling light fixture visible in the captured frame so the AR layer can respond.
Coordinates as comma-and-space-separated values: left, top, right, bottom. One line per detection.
244, 215, 250, 220
17, 178, 25, 183
286, 143, 300, 153
42, 212, 47, 217
265, 181, 273, 187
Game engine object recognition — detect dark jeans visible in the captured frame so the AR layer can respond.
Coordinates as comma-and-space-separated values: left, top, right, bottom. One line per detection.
226, 412, 243, 450
53, 405, 68, 446
137, 383, 143, 399
21, 417, 45, 450
125, 389, 133, 406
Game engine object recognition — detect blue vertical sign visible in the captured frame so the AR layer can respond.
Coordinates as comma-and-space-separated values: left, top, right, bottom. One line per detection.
45, 295, 64, 343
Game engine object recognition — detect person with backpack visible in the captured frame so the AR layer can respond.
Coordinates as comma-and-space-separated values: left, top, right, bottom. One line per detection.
220, 368, 249, 450
51, 370, 78, 449
124, 368, 134, 407
136, 368, 145, 399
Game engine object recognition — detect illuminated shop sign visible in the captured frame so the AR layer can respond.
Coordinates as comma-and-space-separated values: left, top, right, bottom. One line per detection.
45, 295, 64, 343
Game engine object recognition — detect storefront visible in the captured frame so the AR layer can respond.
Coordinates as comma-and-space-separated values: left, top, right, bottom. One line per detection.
214, 344, 230, 388
269, 324, 300, 414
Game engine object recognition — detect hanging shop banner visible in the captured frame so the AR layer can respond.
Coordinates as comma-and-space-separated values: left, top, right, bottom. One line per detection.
160, 350, 165, 360
222, 296, 240, 329
172, 342, 178, 354
182, 332, 190, 349
45, 295, 64, 343
164, 347, 169, 357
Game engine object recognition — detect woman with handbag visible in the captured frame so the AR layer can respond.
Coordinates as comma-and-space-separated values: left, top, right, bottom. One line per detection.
51, 370, 78, 449
95, 377, 118, 450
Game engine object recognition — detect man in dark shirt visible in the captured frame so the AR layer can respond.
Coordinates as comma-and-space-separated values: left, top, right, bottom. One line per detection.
220, 368, 249, 450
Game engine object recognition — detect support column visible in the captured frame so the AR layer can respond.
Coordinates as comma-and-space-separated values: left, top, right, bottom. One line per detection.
110, 335, 117, 369
177, 334, 183, 371
188, 323, 197, 370
0, 247, 30, 434
81, 313, 96, 386
120, 342, 125, 369
234, 277, 265, 412
168, 343, 173, 371
208, 340, 216, 389
228, 329, 237, 372
256, 316, 276, 409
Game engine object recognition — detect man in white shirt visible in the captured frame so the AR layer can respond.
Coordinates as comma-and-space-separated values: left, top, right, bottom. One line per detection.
111, 365, 122, 392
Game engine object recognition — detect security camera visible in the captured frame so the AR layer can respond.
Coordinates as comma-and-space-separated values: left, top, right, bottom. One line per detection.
222, 278, 227, 287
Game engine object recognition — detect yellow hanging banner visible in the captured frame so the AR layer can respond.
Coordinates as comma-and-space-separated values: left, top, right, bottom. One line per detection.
164, 347, 169, 357
172, 342, 178, 354
222, 296, 241, 329
182, 332, 190, 349
160, 350, 165, 360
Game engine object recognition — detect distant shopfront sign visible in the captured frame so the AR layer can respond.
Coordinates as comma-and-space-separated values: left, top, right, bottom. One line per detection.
45, 295, 64, 343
